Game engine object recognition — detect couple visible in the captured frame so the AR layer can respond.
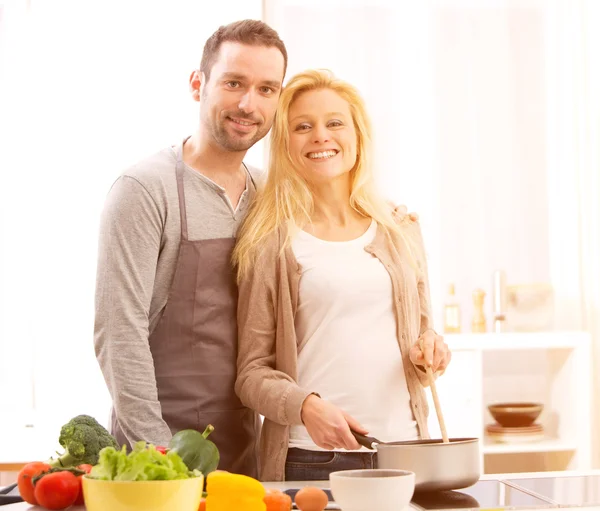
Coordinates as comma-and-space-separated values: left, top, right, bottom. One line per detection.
94, 19, 452, 482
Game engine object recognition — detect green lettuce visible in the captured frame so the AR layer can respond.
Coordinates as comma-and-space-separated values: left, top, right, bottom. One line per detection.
90, 441, 202, 481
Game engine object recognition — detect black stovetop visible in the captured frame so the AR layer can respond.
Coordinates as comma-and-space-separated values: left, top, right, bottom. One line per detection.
410, 480, 553, 510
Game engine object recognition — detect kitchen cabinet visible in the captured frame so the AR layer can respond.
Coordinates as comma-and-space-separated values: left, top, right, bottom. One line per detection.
425, 332, 592, 474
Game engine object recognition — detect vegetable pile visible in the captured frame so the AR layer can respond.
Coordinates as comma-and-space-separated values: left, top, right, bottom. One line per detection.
16, 414, 218, 510
15, 413, 326, 511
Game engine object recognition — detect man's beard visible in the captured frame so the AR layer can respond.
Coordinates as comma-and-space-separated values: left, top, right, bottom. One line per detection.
206, 111, 269, 152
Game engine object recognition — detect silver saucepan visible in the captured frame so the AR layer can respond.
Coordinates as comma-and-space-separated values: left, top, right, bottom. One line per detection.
352, 431, 481, 492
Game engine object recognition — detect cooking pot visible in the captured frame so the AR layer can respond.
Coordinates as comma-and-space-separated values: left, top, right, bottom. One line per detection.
352, 432, 481, 492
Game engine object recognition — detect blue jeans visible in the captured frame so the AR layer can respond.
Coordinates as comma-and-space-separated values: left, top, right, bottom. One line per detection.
285, 448, 378, 481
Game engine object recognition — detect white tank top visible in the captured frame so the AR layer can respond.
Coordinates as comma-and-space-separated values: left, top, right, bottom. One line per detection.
288, 220, 418, 452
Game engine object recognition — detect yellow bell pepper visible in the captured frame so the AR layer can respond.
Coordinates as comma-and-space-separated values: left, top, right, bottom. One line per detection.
206, 471, 266, 511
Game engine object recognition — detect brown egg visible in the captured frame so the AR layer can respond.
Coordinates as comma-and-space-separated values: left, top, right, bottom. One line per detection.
295, 486, 329, 511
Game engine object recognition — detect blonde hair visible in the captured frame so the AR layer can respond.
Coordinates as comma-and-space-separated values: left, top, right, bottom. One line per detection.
234, 69, 415, 280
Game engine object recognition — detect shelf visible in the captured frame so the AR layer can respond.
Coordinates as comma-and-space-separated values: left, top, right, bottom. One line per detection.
483, 439, 577, 455
427, 332, 591, 472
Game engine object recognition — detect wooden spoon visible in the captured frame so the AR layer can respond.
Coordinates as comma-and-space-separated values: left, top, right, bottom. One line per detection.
420, 339, 449, 444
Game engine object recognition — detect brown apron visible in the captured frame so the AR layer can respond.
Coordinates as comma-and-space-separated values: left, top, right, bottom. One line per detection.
111, 147, 261, 477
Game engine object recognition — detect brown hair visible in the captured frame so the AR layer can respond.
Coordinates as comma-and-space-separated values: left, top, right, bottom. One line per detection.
200, 19, 288, 82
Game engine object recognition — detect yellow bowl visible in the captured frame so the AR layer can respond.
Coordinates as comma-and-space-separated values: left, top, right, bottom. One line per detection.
82, 475, 204, 511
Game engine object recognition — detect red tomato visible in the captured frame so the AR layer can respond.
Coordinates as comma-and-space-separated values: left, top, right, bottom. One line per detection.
17, 462, 51, 505
73, 464, 93, 506
33, 471, 80, 510
156, 446, 168, 454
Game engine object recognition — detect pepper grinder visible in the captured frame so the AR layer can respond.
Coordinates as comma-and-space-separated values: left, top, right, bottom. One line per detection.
472, 288, 487, 333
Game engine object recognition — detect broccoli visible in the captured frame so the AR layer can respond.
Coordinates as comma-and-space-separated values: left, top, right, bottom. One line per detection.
48, 415, 119, 468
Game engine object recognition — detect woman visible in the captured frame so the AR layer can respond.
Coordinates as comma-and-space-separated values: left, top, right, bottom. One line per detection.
233, 69, 451, 482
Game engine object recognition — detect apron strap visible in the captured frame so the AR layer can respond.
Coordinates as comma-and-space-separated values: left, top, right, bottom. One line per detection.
175, 144, 189, 242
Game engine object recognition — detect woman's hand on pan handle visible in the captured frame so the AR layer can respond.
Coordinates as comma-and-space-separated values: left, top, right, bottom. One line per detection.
409, 329, 452, 374
300, 394, 368, 450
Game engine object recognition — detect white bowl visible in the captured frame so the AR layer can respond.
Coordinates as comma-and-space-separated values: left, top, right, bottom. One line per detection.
329, 469, 415, 511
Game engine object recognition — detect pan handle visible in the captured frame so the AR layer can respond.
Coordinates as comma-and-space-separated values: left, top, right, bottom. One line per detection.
350, 430, 382, 450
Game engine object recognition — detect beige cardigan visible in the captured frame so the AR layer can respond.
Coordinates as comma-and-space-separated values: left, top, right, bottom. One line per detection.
235, 219, 434, 481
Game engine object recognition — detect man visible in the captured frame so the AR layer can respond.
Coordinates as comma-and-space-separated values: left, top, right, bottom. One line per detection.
94, 19, 287, 478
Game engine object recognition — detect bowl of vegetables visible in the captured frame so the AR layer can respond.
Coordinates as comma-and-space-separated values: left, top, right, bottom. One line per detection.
82, 442, 204, 511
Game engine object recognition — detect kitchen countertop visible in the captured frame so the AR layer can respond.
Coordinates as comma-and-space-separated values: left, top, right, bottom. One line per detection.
3, 471, 600, 510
